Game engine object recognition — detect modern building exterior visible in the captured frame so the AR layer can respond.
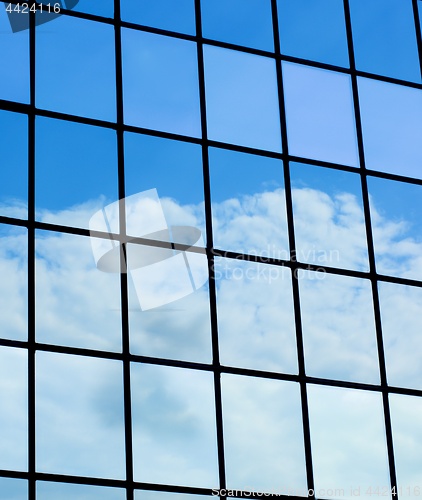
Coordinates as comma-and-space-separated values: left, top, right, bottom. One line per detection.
0, 1, 422, 499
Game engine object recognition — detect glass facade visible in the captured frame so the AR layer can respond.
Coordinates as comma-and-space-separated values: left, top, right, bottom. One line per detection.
0, 1, 421, 499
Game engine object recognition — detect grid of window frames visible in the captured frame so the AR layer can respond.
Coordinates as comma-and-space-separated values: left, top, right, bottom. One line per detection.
0, 0, 422, 499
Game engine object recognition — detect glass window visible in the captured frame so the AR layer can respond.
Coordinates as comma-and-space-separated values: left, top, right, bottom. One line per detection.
378, 282, 422, 390
204, 45, 282, 152
201, 0, 274, 51
277, 0, 349, 67
0, 347, 27, 472
0, 5, 29, 103
350, 0, 420, 82
36, 352, 126, 478
390, 394, 422, 493
131, 363, 219, 487
368, 177, 422, 282
35, 117, 118, 229
358, 77, 422, 179
0, 477, 28, 500
222, 374, 307, 493
37, 482, 126, 500
308, 385, 390, 498
122, 29, 201, 137
291, 163, 369, 271
299, 270, 379, 384
0, 110, 28, 219
135, 493, 210, 500
0, 225, 27, 341
209, 147, 288, 258
35, 230, 122, 352
283, 63, 359, 166
215, 258, 298, 374
121, 0, 195, 35
36, 14, 116, 121
68, 0, 114, 18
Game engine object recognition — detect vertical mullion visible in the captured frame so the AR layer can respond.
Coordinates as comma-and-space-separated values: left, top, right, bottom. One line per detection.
114, 2, 134, 499
412, 0, 422, 76
28, 6, 36, 500
343, 1, 398, 497
194, 0, 227, 490
271, 1, 315, 496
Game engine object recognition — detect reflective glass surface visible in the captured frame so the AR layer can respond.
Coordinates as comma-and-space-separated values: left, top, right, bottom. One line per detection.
0, 477, 27, 500
358, 77, 422, 179
204, 45, 282, 152
222, 374, 307, 493
308, 385, 390, 498
37, 482, 126, 500
291, 163, 368, 271
0, 346, 27, 472
35, 230, 122, 351
135, 493, 210, 500
283, 63, 358, 166
215, 258, 298, 374
122, 29, 201, 137
201, 0, 274, 51
36, 352, 126, 478
131, 363, 219, 487
36, 14, 116, 121
278, 0, 349, 67
379, 282, 422, 390
350, 0, 421, 82
69, 0, 113, 17
209, 147, 288, 257
299, 270, 379, 384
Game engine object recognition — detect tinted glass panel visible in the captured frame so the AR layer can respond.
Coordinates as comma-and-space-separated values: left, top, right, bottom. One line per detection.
36, 352, 126, 478
283, 63, 358, 166
204, 45, 282, 152
299, 270, 379, 384
201, 0, 273, 51
278, 0, 349, 67
291, 163, 368, 271
135, 493, 209, 500
308, 385, 390, 498
131, 363, 219, 487
215, 258, 298, 374
378, 282, 422, 390
69, 0, 114, 17
209, 147, 288, 257
350, 0, 420, 82
358, 77, 422, 179
37, 482, 125, 500
0, 477, 28, 500
36, 15, 116, 121
121, 0, 195, 35
222, 375, 307, 493
122, 29, 201, 137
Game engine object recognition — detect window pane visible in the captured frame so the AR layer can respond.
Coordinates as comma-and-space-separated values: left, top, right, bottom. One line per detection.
36, 352, 126, 478
0, 477, 27, 500
222, 374, 307, 494
0, 225, 27, 341
0, 110, 28, 219
390, 394, 422, 494
201, 0, 274, 51
0, 346, 27, 472
35, 230, 122, 352
122, 29, 201, 137
36, 14, 116, 121
358, 77, 422, 179
204, 45, 282, 152
135, 493, 209, 500
308, 385, 390, 499
368, 177, 422, 281
36, 117, 118, 229
131, 363, 219, 487
283, 63, 358, 166
291, 163, 368, 271
0, 6, 29, 103
350, 0, 420, 82
278, 0, 349, 67
378, 282, 422, 390
69, 0, 114, 17
37, 482, 126, 500
209, 147, 288, 257
299, 270, 379, 384
215, 258, 298, 374
121, 0, 195, 34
